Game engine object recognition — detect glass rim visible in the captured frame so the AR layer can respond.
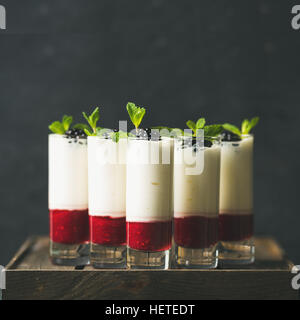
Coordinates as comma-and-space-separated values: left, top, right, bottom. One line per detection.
87, 135, 127, 141
241, 133, 254, 138
48, 133, 87, 140
175, 135, 220, 141
127, 135, 173, 141
220, 133, 254, 143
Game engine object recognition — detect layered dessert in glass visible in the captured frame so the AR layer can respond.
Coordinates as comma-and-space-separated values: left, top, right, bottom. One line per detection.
219, 133, 254, 264
174, 136, 220, 268
88, 135, 127, 268
49, 132, 89, 265
126, 131, 173, 269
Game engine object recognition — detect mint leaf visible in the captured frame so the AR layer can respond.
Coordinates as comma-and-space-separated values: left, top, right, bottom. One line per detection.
196, 118, 206, 129
247, 116, 259, 133
126, 102, 146, 129
223, 123, 241, 136
187, 119, 206, 136
82, 107, 100, 135
96, 127, 111, 136
112, 130, 128, 142
241, 119, 250, 135
186, 120, 196, 134
241, 117, 259, 134
111, 131, 119, 143
204, 124, 223, 138
49, 121, 65, 134
62, 115, 73, 131
73, 123, 90, 131
84, 128, 93, 136
90, 107, 100, 128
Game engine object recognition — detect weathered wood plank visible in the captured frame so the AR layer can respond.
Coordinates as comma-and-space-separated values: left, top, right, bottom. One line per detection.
3, 269, 297, 300
2, 236, 298, 300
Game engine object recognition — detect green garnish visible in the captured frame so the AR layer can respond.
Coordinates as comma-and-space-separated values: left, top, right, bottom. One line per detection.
72, 123, 91, 132
96, 127, 111, 136
126, 102, 146, 131
82, 107, 100, 136
222, 123, 242, 136
186, 118, 206, 136
204, 124, 223, 138
241, 117, 260, 134
223, 116, 259, 137
49, 115, 73, 134
95, 127, 128, 143
111, 130, 128, 143
151, 126, 184, 137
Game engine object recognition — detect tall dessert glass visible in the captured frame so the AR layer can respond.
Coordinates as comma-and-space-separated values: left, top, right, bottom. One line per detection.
126, 136, 173, 269
174, 136, 220, 268
49, 134, 89, 265
219, 134, 255, 264
88, 136, 127, 268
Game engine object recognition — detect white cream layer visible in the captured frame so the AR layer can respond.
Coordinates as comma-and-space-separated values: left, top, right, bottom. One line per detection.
48, 134, 88, 210
126, 139, 173, 222
88, 137, 127, 217
174, 145, 220, 218
219, 135, 253, 215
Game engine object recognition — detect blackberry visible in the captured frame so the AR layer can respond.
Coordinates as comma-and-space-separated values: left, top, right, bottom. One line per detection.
134, 128, 161, 141
65, 128, 87, 139
221, 130, 241, 142
181, 137, 204, 150
204, 140, 213, 148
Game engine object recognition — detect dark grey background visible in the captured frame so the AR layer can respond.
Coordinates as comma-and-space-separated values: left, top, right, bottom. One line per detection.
0, 0, 299, 265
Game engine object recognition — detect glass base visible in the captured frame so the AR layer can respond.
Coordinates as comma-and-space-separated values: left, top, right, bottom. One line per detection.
218, 238, 255, 265
50, 241, 90, 266
127, 248, 170, 269
90, 243, 126, 269
175, 244, 218, 269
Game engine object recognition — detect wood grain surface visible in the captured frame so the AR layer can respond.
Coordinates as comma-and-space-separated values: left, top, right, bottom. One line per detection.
2, 236, 299, 300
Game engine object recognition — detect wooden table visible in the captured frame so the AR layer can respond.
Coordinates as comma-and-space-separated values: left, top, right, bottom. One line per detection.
2, 236, 298, 300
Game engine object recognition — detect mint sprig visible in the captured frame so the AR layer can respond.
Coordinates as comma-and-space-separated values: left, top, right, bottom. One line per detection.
186, 118, 206, 136
126, 102, 146, 131
222, 123, 242, 137
82, 107, 100, 136
204, 124, 223, 138
62, 115, 73, 131
95, 128, 128, 143
49, 115, 73, 134
223, 116, 259, 137
73, 123, 90, 131
241, 117, 259, 134
111, 130, 128, 143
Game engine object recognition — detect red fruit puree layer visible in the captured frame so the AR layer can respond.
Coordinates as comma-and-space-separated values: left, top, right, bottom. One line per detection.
174, 216, 218, 249
49, 209, 89, 244
90, 216, 126, 246
127, 220, 172, 252
219, 214, 253, 242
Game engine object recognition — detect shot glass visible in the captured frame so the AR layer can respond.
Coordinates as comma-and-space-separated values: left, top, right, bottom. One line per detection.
174, 136, 220, 268
49, 134, 89, 266
88, 136, 127, 268
126, 135, 173, 269
219, 134, 255, 264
